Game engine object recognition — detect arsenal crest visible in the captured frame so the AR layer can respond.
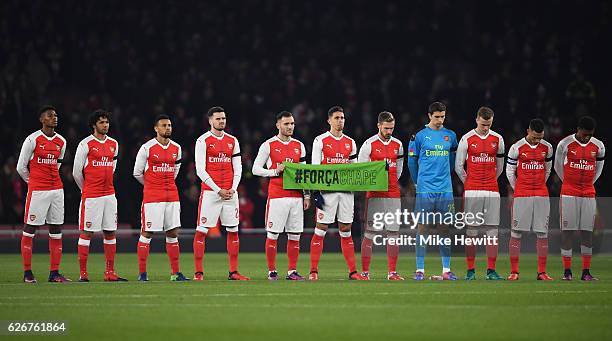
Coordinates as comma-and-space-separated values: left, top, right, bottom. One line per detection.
56, 144, 61, 150
228, 143, 233, 149
29, 215, 36, 222
172, 153, 177, 159
491, 142, 497, 149
268, 222, 273, 228
318, 213, 324, 220
146, 222, 152, 228
294, 148, 299, 154
201, 217, 207, 224
444, 136, 449, 141
86, 222, 92, 228
345, 143, 350, 149
110, 147, 115, 153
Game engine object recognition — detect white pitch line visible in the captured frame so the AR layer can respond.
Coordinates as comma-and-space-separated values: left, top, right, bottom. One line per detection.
0, 290, 608, 301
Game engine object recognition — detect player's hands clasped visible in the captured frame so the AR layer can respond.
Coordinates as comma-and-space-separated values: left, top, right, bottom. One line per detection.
218, 189, 234, 200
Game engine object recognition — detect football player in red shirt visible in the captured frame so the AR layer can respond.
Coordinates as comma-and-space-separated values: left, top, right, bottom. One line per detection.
555, 116, 605, 281
73, 110, 125, 282
506, 119, 554, 280
193, 106, 249, 281
308, 106, 365, 280
455, 107, 505, 280
17, 105, 69, 283
133, 114, 188, 281
358, 111, 404, 280
252, 111, 311, 280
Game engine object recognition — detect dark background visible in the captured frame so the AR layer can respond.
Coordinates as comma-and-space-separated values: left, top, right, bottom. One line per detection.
0, 0, 610, 232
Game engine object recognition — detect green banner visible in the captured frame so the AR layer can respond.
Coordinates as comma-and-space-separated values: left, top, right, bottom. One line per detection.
282, 161, 388, 191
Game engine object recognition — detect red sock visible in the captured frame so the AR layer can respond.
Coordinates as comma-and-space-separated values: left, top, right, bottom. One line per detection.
193, 231, 206, 273
227, 231, 239, 273
265, 238, 277, 271
340, 235, 357, 273
387, 242, 399, 273
287, 239, 300, 271
103, 235, 116, 272
78, 234, 91, 273
21, 232, 34, 271
465, 244, 476, 270
361, 237, 373, 273
166, 238, 180, 274
486, 243, 498, 270
509, 237, 521, 273
137, 237, 150, 273
49, 234, 62, 272
563, 256, 572, 270
536, 237, 548, 273
582, 255, 592, 270
309, 233, 324, 272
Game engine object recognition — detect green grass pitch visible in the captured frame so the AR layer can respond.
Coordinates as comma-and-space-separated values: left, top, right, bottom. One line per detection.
1, 252, 611, 340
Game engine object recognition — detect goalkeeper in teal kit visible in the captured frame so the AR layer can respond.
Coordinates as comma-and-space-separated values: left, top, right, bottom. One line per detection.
408, 102, 458, 280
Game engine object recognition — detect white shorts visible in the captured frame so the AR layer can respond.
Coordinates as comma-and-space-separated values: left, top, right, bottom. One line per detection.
463, 190, 500, 226
266, 197, 303, 234
141, 201, 181, 232
316, 192, 354, 224
79, 194, 118, 232
197, 190, 239, 228
366, 198, 401, 232
511, 196, 549, 233
24, 189, 64, 226
560, 195, 596, 231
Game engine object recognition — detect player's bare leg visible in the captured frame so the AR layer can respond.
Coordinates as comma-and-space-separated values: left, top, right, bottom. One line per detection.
166, 228, 188, 281
78, 230, 93, 281
386, 231, 404, 280
48, 224, 70, 282
536, 232, 553, 280
561, 230, 574, 280
309, 222, 328, 280
21, 224, 37, 283
137, 231, 153, 281
580, 230, 597, 281
265, 232, 279, 280
286, 232, 304, 280
102, 230, 126, 281
414, 223, 427, 280
226, 225, 250, 280
508, 230, 521, 280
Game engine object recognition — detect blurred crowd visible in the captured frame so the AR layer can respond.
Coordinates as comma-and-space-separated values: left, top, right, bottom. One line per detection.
0, 0, 609, 229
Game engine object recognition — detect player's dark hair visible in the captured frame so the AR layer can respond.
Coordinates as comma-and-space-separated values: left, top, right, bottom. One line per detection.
154, 114, 171, 126
529, 118, 545, 133
328, 106, 344, 117
89, 109, 112, 131
276, 111, 293, 121
207, 106, 225, 118
378, 111, 394, 123
577, 116, 596, 131
39, 105, 57, 116
476, 106, 494, 119
428, 101, 447, 114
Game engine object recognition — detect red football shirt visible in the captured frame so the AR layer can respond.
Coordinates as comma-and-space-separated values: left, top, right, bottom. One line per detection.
16, 130, 66, 191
